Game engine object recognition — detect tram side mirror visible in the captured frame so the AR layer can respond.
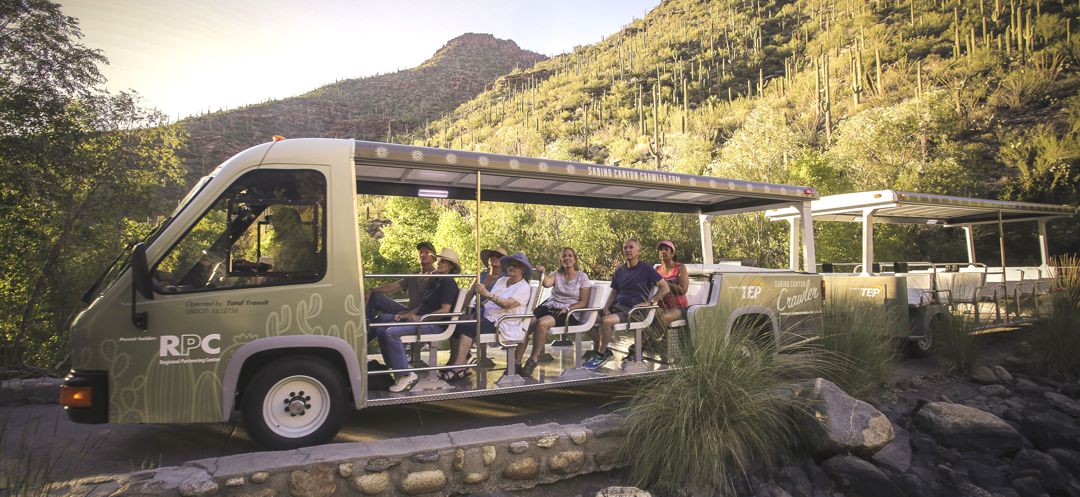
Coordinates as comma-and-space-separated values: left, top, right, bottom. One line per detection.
131, 243, 154, 300
895, 262, 909, 273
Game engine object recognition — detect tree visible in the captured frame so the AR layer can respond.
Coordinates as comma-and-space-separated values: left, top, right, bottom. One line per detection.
0, 1, 187, 368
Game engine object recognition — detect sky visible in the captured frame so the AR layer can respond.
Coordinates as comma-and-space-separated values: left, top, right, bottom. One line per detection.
61, 0, 660, 121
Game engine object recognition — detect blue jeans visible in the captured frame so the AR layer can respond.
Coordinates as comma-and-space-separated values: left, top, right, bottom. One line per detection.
366, 292, 407, 322
371, 324, 444, 371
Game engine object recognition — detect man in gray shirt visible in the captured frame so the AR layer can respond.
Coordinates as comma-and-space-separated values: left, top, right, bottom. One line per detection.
364, 241, 436, 323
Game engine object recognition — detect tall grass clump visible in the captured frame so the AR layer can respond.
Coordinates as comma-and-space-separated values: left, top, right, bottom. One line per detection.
618, 312, 824, 494
933, 312, 980, 375
1031, 256, 1080, 379
815, 297, 899, 396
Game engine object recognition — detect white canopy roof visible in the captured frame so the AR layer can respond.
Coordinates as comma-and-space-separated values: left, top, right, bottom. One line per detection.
767, 190, 1076, 226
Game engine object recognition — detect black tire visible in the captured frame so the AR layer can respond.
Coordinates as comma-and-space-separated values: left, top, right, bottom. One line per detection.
908, 313, 948, 358
241, 356, 348, 450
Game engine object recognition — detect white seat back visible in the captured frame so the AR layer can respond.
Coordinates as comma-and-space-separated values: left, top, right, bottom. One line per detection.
937, 272, 984, 304
400, 286, 468, 344
904, 273, 934, 306
549, 282, 609, 335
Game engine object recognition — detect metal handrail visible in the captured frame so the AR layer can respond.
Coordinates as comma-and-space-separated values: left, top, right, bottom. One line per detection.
364, 273, 478, 279
367, 363, 479, 375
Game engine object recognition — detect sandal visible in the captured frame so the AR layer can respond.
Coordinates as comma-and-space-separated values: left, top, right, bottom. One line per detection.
439, 367, 472, 381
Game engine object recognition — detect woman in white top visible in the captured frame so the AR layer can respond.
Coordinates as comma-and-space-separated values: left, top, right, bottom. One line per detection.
517, 247, 592, 376
444, 252, 533, 380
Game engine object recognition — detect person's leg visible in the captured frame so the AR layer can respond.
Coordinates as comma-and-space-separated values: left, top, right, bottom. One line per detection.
598, 314, 622, 354
450, 322, 478, 366
515, 317, 538, 363
529, 315, 556, 362
366, 292, 407, 321
377, 325, 415, 372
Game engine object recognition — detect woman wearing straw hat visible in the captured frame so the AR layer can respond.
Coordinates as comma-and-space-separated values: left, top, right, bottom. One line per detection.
372, 248, 461, 393
444, 252, 533, 380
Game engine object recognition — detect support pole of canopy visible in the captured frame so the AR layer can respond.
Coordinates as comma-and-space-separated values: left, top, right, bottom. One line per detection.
475, 171, 483, 300
788, 217, 800, 271
1038, 219, 1049, 267
799, 201, 816, 272
861, 208, 875, 275
699, 214, 714, 265
963, 225, 976, 265
998, 210, 1007, 271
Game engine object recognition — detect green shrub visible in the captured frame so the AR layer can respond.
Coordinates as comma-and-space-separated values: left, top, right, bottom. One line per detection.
618, 312, 821, 494
932, 312, 980, 375
816, 297, 899, 396
1031, 256, 1080, 379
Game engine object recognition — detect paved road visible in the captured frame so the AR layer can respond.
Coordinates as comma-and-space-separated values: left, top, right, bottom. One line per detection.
1, 382, 632, 484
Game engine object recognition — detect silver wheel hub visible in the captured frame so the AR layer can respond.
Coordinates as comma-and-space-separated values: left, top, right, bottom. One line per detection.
263, 376, 329, 437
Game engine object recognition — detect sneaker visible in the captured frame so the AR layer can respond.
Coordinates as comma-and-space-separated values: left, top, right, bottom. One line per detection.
584, 349, 614, 370
582, 350, 600, 361
388, 373, 418, 393
537, 352, 556, 363
520, 358, 538, 376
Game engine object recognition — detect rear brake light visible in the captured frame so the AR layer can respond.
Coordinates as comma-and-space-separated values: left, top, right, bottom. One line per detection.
821, 279, 826, 302
61, 386, 92, 408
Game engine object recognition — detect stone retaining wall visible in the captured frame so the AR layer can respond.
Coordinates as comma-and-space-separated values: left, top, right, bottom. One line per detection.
59, 414, 628, 497
0, 377, 61, 405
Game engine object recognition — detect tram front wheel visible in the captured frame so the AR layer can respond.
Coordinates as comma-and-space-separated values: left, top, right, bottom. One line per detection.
242, 356, 348, 450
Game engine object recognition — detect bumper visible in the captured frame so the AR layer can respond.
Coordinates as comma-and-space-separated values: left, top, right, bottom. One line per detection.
61, 371, 108, 424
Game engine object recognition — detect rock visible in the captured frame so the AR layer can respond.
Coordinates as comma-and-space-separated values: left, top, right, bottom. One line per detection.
410, 451, 440, 463
960, 453, 1009, 489
898, 466, 937, 497
1015, 378, 1052, 395
583, 414, 626, 438
536, 432, 559, 448
796, 378, 895, 457
820, 455, 905, 497
482, 445, 497, 466
568, 428, 588, 445
509, 441, 530, 454
336, 463, 352, 478
1017, 341, 1033, 355
250, 472, 270, 484
1005, 356, 1027, 368
225, 477, 245, 487
956, 482, 995, 497
1010, 476, 1046, 497
398, 470, 445, 496
595, 487, 652, 497
913, 402, 1023, 456
972, 365, 1000, 385
453, 448, 465, 471
992, 365, 1015, 383
549, 450, 585, 475
776, 464, 813, 497
987, 488, 1021, 497
235, 490, 276, 497
1020, 410, 1080, 451
178, 472, 219, 497
1048, 448, 1080, 477
1012, 449, 1072, 494
1045, 392, 1080, 418
463, 472, 487, 484
503, 457, 539, 480
350, 472, 389, 495
979, 384, 1010, 397
288, 466, 336, 497
871, 425, 912, 473
365, 457, 399, 472
754, 483, 793, 497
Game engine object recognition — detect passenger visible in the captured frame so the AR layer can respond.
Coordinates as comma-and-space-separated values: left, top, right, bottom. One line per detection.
587, 238, 670, 370
444, 252, 533, 380
649, 240, 689, 350
372, 248, 461, 393
462, 247, 508, 309
516, 248, 592, 376
364, 241, 436, 323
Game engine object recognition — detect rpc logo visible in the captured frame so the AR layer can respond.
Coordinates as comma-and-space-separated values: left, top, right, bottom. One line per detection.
160, 334, 221, 357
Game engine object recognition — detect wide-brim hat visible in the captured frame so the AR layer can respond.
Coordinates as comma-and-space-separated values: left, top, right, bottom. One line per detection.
656, 240, 677, 252
480, 247, 508, 264
435, 248, 462, 273
499, 252, 533, 279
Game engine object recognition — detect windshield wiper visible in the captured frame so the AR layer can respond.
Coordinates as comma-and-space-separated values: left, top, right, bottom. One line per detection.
81, 242, 135, 304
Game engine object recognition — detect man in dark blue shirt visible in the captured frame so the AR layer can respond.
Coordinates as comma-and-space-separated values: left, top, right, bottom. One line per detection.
586, 238, 670, 369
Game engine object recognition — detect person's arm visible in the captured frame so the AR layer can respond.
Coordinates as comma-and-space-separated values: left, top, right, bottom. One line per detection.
367, 279, 403, 298
674, 264, 689, 296
601, 284, 617, 315
640, 279, 671, 307
567, 285, 592, 313
542, 270, 556, 288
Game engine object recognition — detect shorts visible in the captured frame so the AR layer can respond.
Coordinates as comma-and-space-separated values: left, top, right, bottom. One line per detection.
533, 303, 579, 327
606, 303, 636, 322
